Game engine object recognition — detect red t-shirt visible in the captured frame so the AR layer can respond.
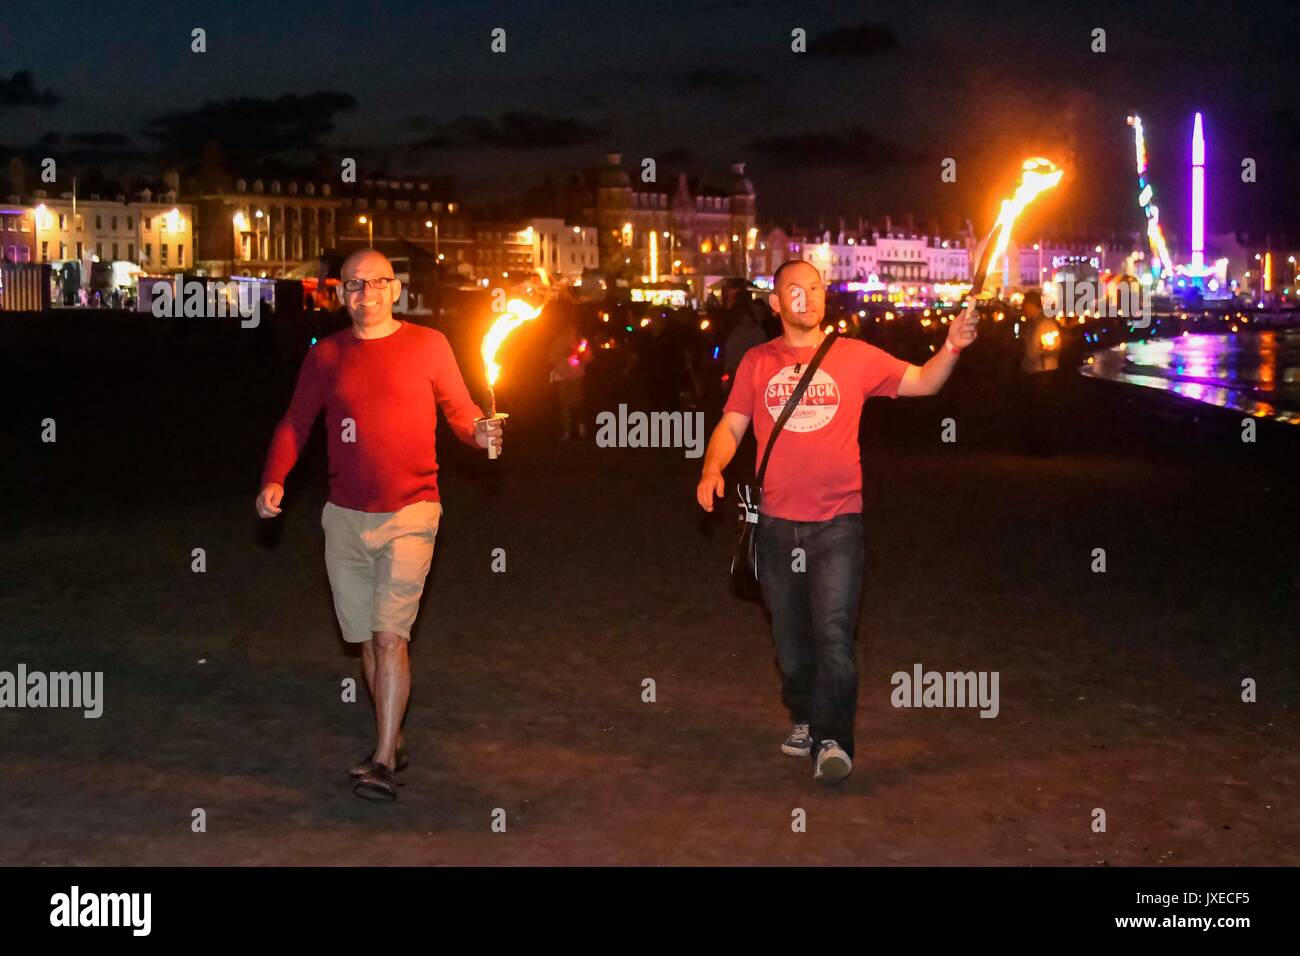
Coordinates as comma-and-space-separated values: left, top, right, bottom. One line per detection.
723, 335, 911, 521
261, 321, 484, 513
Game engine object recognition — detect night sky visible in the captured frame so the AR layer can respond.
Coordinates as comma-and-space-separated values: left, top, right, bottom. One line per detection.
1, 0, 1296, 239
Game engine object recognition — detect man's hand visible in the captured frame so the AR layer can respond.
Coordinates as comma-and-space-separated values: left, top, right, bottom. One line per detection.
946, 299, 979, 352
475, 416, 504, 454
696, 468, 726, 512
256, 482, 284, 518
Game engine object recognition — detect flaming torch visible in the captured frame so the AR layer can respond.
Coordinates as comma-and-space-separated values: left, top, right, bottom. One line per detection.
478, 298, 544, 459
970, 157, 1065, 296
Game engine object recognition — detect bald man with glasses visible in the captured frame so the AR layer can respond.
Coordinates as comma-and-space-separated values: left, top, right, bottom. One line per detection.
257, 249, 503, 801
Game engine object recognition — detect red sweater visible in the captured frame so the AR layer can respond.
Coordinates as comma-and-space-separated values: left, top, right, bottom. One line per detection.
261, 321, 484, 512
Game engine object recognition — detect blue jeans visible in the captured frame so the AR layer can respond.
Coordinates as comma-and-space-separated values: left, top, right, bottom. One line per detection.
756, 512, 865, 758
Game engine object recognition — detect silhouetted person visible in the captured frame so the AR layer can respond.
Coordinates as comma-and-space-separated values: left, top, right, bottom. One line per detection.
1016, 290, 1063, 457
547, 320, 588, 440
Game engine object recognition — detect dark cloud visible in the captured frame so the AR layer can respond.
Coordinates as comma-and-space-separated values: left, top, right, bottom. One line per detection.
679, 68, 760, 93
67, 131, 134, 147
24, 129, 147, 167
0, 70, 61, 110
809, 21, 899, 59
143, 92, 358, 165
745, 126, 916, 171
657, 146, 695, 167
410, 112, 610, 151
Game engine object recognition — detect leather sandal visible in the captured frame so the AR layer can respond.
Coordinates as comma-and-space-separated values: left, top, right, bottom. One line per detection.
352, 763, 399, 801
349, 743, 409, 778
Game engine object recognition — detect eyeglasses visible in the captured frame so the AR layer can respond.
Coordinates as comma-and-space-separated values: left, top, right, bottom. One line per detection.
342, 276, 396, 293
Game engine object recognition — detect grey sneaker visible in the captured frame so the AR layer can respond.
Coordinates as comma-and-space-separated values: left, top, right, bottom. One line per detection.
814, 739, 852, 784
781, 723, 812, 757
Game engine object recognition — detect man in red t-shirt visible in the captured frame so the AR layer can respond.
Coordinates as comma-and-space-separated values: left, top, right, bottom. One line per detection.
696, 259, 977, 784
256, 250, 503, 802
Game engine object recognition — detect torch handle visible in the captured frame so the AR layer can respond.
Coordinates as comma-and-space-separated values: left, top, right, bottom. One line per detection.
969, 225, 1000, 297
475, 412, 509, 460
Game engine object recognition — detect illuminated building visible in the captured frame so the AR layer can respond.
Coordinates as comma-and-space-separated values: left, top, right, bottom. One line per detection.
191, 174, 340, 278
15, 183, 193, 275
336, 178, 466, 270
469, 222, 536, 279
527, 218, 599, 283
750, 223, 970, 289
0, 206, 37, 263
593, 153, 756, 299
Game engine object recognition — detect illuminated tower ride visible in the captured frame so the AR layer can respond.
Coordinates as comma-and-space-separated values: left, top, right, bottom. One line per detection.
1190, 112, 1206, 273
1127, 112, 1228, 297
1173, 111, 1223, 287
1126, 114, 1175, 288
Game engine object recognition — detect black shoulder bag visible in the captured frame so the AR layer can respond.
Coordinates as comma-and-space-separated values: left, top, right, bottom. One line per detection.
731, 331, 839, 601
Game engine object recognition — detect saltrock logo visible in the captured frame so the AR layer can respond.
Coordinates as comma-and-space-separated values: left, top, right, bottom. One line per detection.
150, 272, 261, 327
764, 365, 839, 432
1044, 276, 1151, 329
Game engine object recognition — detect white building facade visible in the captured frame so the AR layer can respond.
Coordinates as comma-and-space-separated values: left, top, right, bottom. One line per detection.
528, 218, 599, 282
29, 189, 194, 274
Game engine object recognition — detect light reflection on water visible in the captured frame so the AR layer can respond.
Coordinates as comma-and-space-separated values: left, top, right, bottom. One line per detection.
1082, 331, 1300, 425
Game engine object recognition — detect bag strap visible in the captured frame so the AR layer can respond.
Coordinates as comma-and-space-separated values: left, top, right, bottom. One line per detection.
754, 331, 838, 492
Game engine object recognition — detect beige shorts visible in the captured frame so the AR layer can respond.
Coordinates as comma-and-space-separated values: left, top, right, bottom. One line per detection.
321, 500, 442, 643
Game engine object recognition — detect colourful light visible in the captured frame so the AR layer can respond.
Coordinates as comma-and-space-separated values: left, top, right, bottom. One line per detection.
1128, 114, 1175, 280
1191, 112, 1205, 272
1129, 115, 1148, 175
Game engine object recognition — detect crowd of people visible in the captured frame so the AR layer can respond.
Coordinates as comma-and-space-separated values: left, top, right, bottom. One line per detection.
530, 281, 1082, 457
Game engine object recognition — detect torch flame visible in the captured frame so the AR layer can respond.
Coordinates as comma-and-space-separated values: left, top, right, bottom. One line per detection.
984, 158, 1064, 278
481, 298, 543, 388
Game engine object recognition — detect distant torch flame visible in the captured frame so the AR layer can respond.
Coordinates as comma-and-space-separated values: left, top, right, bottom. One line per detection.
981, 158, 1064, 284
481, 299, 543, 388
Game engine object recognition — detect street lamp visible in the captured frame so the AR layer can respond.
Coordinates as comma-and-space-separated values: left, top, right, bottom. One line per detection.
253, 209, 266, 262
662, 229, 676, 274
428, 202, 456, 264
232, 210, 250, 263
358, 214, 373, 249
33, 203, 51, 261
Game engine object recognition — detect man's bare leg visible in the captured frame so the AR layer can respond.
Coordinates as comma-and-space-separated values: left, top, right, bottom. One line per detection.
361, 638, 407, 761
369, 631, 410, 769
